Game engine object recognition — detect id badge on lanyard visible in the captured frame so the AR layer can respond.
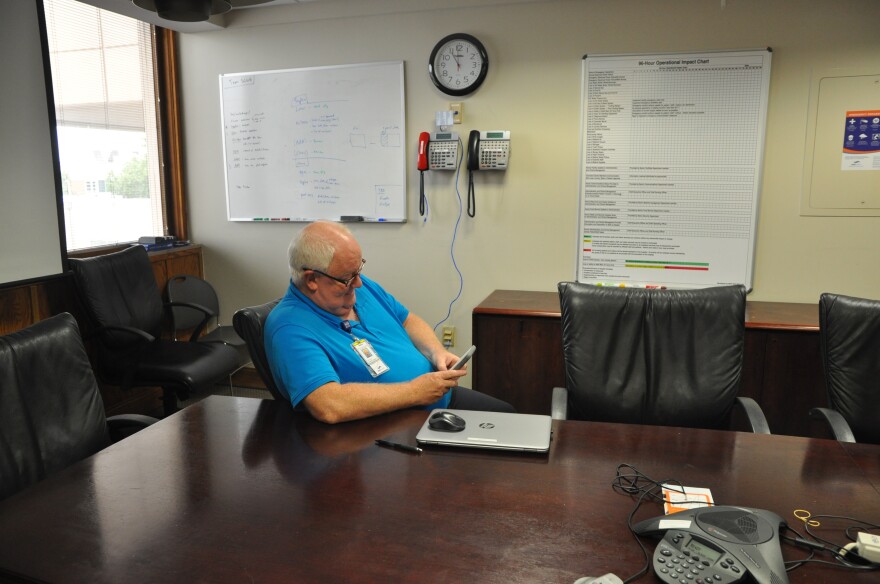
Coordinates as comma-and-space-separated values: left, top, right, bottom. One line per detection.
351, 338, 389, 378
342, 317, 389, 378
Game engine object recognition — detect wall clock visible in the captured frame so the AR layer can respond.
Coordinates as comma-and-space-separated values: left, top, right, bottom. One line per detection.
428, 33, 489, 96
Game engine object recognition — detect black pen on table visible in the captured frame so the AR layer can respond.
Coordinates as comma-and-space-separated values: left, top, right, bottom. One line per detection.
375, 439, 422, 454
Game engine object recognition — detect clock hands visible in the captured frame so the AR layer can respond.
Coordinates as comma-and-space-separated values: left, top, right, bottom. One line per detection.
448, 46, 461, 71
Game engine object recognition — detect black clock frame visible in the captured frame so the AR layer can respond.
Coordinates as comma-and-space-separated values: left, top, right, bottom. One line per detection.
428, 33, 489, 96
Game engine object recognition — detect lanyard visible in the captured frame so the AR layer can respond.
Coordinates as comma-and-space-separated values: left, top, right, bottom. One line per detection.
340, 319, 359, 341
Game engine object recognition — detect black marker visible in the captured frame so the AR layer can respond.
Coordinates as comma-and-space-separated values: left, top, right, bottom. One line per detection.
340, 215, 364, 222
375, 439, 422, 454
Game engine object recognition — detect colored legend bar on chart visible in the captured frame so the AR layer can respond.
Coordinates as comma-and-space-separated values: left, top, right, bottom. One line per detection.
624, 260, 710, 271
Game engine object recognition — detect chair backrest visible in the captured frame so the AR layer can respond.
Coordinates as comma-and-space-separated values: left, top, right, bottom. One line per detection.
167, 274, 221, 333
232, 299, 288, 403
69, 245, 166, 342
558, 282, 746, 429
0, 313, 110, 500
819, 293, 880, 444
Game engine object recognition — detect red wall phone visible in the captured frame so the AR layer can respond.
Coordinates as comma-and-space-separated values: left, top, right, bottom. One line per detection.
418, 132, 430, 216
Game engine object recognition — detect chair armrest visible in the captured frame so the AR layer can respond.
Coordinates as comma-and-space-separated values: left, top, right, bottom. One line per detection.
552, 386, 568, 420
166, 301, 214, 342
107, 414, 160, 442
809, 407, 857, 443
84, 324, 155, 344
733, 396, 771, 434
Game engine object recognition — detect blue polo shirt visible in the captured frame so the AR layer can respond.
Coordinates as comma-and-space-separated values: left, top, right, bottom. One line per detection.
264, 275, 451, 410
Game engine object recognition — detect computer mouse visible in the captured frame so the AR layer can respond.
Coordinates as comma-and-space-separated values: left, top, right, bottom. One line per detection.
428, 411, 466, 432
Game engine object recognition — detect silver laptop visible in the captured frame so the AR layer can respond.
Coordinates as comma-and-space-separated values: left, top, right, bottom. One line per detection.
416, 409, 552, 454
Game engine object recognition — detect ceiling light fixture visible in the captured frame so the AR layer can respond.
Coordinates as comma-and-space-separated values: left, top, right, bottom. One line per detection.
132, 0, 273, 23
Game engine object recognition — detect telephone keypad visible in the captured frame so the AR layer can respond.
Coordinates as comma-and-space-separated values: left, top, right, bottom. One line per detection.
652, 531, 744, 584
477, 140, 510, 169
428, 142, 458, 170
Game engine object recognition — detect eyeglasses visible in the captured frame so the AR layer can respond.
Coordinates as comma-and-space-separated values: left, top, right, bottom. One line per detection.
303, 258, 365, 288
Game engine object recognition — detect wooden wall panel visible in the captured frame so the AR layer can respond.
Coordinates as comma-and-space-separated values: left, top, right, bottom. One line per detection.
0, 286, 35, 335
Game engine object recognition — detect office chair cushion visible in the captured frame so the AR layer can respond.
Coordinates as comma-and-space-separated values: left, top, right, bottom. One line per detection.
95, 337, 242, 394
819, 293, 880, 444
69, 245, 166, 342
233, 299, 288, 403
0, 313, 111, 500
558, 283, 746, 429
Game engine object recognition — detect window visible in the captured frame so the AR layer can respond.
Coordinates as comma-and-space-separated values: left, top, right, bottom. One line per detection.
42, 0, 167, 251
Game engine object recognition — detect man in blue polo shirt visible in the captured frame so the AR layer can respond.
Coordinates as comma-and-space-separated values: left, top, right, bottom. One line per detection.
265, 220, 514, 424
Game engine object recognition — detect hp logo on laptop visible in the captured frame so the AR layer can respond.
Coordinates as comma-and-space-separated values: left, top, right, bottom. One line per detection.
479, 422, 495, 429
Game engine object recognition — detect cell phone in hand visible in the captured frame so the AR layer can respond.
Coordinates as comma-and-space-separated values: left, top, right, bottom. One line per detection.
450, 345, 476, 370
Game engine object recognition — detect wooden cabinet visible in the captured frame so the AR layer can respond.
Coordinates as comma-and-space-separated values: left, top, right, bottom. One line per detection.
472, 290, 826, 438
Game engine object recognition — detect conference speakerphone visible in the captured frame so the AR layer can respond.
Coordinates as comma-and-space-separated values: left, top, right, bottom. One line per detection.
633, 506, 788, 584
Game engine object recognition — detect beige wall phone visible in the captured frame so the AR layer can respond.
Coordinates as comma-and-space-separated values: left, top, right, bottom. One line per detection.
466, 130, 511, 217
428, 132, 460, 170
469, 130, 511, 170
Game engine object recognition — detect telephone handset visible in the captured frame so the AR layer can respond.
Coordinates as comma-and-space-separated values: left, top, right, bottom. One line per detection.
467, 129, 480, 171
417, 132, 430, 216
466, 130, 480, 216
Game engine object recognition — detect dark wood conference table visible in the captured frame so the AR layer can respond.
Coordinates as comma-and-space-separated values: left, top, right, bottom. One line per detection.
0, 396, 877, 584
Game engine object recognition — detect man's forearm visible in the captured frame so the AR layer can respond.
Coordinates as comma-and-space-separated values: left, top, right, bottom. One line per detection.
304, 381, 422, 424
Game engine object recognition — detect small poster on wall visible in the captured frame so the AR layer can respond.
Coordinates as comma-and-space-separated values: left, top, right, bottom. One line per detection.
841, 110, 880, 171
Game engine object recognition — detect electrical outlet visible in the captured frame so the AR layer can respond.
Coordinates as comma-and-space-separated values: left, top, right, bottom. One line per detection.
442, 326, 455, 347
449, 102, 463, 124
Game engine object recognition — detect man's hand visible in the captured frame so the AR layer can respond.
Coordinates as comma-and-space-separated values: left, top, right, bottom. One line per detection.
432, 349, 464, 371
409, 368, 467, 405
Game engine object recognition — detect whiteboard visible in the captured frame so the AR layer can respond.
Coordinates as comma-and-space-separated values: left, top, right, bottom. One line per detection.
577, 49, 772, 289
220, 61, 406, 222
1, 0, 66, 288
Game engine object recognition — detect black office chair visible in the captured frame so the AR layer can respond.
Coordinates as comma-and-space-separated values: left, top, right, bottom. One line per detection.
811, 293, 880, 444
553, 282, 770, 433
0, 313, 157, 501
232, 299, 289, 403
69, 246, 242, 416
166, 274, 250, 368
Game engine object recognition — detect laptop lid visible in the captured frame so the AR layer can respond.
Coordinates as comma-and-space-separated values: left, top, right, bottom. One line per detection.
416, 409, 552, 453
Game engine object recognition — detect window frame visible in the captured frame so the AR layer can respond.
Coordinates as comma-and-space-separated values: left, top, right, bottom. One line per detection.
61, 25, 187, 259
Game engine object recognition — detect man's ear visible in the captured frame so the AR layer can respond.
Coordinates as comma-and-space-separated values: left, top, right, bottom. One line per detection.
301, 272, 320, 293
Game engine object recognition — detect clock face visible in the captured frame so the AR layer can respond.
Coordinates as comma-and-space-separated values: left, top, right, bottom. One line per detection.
429, 33, 489, 96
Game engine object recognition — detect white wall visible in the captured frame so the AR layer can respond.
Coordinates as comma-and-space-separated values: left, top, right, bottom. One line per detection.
177, 0, 880, 379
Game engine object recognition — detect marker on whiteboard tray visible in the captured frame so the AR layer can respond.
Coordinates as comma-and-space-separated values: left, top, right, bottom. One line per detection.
340, 215, 364, 222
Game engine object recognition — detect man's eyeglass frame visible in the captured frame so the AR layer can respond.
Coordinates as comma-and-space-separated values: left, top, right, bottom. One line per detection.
303, 258, 366, 288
